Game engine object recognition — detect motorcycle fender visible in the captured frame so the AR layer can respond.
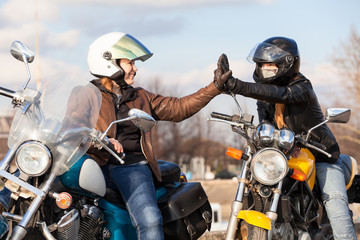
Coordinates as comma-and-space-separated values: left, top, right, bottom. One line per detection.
237, 210, 271, 230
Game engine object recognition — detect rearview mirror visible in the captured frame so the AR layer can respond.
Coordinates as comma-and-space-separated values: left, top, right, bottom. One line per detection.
325, 108, 351, 124
305, 107, 351, 142
102, 109, 156, 139
128, 109, 156, 132
10, 41, 34, 63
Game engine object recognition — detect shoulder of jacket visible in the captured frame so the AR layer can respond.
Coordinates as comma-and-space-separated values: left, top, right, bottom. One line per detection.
289, 73, 311, 86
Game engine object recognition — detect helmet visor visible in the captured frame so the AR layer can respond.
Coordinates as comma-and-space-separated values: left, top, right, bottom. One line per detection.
110, 34, 153, 61
247, 42, 291, 64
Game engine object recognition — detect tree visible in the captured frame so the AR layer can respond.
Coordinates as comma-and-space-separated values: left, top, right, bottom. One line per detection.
330, 25, 360, 161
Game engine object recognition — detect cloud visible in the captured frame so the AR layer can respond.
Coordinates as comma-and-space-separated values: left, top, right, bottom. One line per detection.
0, 0, 79, 54
44, 29, 81, 48
301, 61, 342, 87
0, 50, 89, 89
58, 0, 276, 8
0, 0, 59, 25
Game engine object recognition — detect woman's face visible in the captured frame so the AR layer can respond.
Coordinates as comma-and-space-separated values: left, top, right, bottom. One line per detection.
260, 63, 278, 78
119, 59, 138, 85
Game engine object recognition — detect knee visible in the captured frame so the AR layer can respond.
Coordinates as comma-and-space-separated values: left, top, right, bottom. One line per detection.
140, 212, 162, 229
323, 191, 348, 204
133, 206, 162, 230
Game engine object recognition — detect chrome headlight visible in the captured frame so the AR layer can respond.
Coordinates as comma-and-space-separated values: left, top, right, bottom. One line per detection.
15, 141, 52, 176
278, 129, 295, 150
257, 123, 275, 146
251, 148, 288, 185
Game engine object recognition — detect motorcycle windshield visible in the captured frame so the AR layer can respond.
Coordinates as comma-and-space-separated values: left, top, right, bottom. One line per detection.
8, 73, 101, 176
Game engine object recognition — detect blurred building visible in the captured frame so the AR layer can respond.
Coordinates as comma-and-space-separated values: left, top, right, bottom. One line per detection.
0, 115, 13, 159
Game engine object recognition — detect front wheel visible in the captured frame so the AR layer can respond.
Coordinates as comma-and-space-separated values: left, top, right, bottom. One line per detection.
239, 220, 268, 240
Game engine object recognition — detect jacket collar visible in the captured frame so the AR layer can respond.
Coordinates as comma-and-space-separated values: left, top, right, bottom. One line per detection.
91, 78, 137, 103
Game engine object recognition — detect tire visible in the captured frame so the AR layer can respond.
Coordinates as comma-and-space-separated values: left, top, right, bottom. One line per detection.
239, 220, 268, 240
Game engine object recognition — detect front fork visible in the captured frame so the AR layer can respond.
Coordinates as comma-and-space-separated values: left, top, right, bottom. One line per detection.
0, 148, 57, 240
9, 173, 56, 240
225, 147, 284, 240
225, 148, 249, 240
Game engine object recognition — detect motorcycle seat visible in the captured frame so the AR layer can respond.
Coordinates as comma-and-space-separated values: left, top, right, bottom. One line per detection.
154, 160, 181, 185
339, 154, 356, 187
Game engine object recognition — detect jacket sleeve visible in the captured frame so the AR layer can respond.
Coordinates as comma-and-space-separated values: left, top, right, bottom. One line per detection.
232, 78, 313, 104
143, 82, 220, 122
62, 85, 101, 130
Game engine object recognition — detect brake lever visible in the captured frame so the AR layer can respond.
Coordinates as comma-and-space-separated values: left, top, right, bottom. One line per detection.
304, 142, 332, 158
295, 135, 332, 158
91, 129, 125, 164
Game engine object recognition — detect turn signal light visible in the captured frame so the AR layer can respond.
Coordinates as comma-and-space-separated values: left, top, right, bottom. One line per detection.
56, 192, 72, 209
226, 147, 243, 160
290, 169, 306, 182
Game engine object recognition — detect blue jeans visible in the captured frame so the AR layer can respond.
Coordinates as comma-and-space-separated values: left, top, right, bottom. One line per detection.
316, 158, 357, 240
101, 163, 164, 240
0, 171, 20, 210
0, 187, 11, 211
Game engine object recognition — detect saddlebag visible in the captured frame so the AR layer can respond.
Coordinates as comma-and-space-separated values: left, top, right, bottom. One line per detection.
159, 182, 212, 240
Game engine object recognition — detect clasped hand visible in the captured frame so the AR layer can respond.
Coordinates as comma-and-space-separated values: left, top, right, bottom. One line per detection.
213, 53, 236, 93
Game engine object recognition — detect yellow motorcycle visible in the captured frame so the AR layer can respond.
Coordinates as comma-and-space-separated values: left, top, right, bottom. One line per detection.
208, 94, 359, 240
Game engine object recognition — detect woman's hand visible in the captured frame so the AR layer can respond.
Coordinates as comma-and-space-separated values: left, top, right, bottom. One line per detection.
108, 138, 124, 153
214, 53, 233, 92
214, 53, 237, 93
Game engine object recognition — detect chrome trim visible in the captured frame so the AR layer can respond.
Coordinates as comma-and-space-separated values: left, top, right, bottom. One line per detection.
0, 148, 18, 170
38, 222, 56, 240
0, 170, 44, 197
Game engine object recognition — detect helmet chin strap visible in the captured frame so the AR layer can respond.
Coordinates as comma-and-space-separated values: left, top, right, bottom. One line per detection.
114, 77, 130, 90
112, 64, 131, 90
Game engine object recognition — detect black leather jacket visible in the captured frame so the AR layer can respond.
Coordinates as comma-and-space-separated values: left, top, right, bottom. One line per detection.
231, 73, 339, 163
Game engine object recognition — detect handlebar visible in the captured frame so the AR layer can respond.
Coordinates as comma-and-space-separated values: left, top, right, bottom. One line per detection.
210, 111, 253, 127
295, 136, 332, 158
0, 86, 16, 98
211, 112, 237, 122
105, 141, 125, 162
308, 140, 327, 151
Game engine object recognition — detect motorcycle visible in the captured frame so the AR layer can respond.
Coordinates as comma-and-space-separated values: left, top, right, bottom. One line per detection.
208, 93, 360, 240
0, 41, 212, 239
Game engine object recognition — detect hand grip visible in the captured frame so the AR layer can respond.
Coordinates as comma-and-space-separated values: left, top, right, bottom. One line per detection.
211, 112, 233, 121
105, 141, 125, 164
309, 140, 326, 151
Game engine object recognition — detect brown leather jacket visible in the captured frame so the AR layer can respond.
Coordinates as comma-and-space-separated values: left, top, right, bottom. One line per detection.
88, 78, 220, 181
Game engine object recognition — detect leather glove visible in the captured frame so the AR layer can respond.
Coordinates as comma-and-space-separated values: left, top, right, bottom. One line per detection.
214, 53, 237, 93
214, 53, 232, 92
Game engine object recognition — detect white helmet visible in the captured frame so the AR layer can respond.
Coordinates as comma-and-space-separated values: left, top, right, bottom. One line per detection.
87, 32, 153, 79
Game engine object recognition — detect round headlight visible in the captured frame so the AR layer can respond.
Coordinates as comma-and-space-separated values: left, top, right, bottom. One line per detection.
251, 148, 288, 185
278, 129, 295, 150
16, 141, 52, 176
257, 123, 275, 146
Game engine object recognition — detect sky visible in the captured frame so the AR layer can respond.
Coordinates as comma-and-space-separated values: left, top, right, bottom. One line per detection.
0, 0, 359, 122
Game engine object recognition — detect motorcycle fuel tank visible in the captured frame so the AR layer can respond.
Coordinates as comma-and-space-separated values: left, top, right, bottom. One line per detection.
60, 154, 106, 197
288, 148, 316, 190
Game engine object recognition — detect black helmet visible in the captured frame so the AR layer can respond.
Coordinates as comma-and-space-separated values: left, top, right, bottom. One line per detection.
248, 37, 300, 86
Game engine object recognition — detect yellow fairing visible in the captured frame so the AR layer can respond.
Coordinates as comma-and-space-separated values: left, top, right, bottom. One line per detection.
288, 148, 316, 190
237, 210, 271, 230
